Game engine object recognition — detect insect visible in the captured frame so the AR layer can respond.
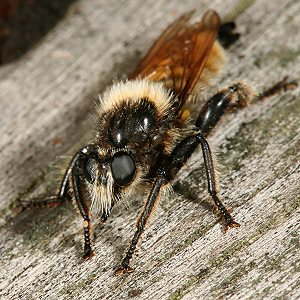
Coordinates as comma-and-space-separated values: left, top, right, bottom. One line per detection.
20, 10, 296, 275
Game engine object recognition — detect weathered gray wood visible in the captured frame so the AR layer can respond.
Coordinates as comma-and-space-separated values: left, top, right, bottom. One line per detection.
0, 0, 299, 299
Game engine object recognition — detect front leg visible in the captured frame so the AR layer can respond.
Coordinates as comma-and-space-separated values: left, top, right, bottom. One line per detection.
72, 150, 95, 259
164, 132, 239, 230
115, 175, 166, 275
18, 152, 78, 210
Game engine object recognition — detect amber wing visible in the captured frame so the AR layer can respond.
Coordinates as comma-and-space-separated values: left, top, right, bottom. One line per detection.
131, 10, 221, 109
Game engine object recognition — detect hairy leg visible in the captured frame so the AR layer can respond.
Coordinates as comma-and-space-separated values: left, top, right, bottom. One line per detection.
72, 151, 94, 259
196, 77, 297, 137
196, 81, 252, 136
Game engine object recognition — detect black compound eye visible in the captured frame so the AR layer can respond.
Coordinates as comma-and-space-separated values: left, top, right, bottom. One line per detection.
82, 158, 97, 183
111, 152, 135, 186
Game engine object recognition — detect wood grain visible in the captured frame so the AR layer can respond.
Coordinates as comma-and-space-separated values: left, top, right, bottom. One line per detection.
0, 0, 299, 299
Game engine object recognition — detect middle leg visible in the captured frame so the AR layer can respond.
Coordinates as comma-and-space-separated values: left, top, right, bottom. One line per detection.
164, 131, 240, 230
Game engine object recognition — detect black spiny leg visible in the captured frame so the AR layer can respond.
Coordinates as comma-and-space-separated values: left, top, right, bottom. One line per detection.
72, 151, 94, 259
164, 132, 240, 231
115, 175, 166, 275
196, 82, 252, 136
190, 77, 297, 229
196, 77, 297, 137
18, 153, 78, 210
197, 134, 240, 230
255, 76, 297, 101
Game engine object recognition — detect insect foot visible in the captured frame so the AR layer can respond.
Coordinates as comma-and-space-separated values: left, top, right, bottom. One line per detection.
114, 265, 134, 276
83, 250, 95, 260
223, 219, 240, 233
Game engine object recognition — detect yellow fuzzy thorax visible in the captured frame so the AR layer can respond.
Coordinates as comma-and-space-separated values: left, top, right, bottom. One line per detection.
97, 79, 173, 117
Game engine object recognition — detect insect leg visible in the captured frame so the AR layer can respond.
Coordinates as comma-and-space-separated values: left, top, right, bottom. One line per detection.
115, 175, 165, 275
196, 82, 252, 136
164, 132, 240, 231
255, 76, 297, 102
72, 153, 94, 259
19, 153, 78, 210
196, 133, 240, 230
197, 77, 297, 137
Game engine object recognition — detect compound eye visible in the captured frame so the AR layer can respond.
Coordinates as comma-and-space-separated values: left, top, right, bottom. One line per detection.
82, 158, 97, 183
111, 152, 135, 186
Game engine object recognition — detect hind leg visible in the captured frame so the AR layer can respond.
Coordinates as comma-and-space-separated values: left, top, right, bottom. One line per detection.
196, 77, 297, 136
196, 81, 252, 136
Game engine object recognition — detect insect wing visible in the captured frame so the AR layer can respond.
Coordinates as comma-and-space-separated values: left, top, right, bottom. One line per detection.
131, 10, 220, 107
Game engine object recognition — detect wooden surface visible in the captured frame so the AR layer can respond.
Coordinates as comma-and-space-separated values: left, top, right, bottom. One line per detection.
0, 0, 299, 299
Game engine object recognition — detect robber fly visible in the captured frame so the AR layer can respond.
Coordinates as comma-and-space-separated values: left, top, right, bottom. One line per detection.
20, 10, 295, 275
